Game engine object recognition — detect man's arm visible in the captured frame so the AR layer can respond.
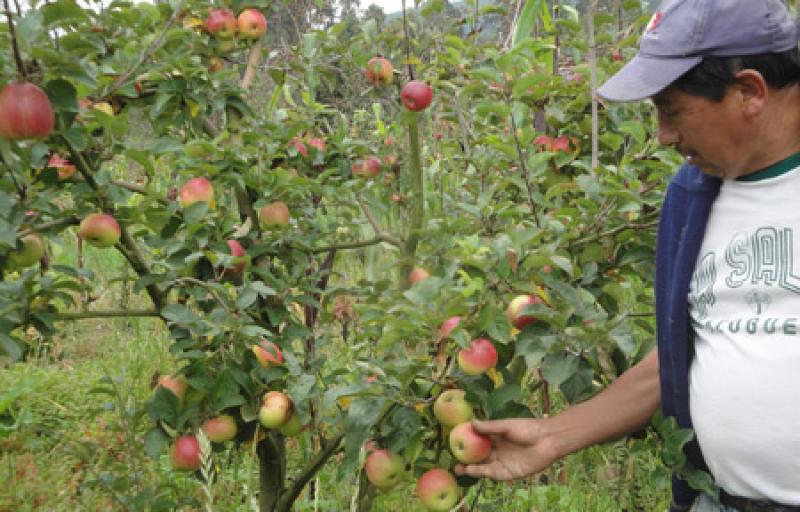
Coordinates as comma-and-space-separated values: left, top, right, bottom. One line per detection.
455, 349, 661, 480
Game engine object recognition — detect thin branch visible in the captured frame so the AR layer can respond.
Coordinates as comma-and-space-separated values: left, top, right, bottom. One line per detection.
309, 237, 386, 254
505, 91, 541, 228
276, 433, 344, 512
3, 0, 26, 79
240, 39, 263, 90
570, 219, 659, 248
356, 196, 403, 247
54, 309, 161, 321
168, 277, 233, 313
18, 216, 80, 237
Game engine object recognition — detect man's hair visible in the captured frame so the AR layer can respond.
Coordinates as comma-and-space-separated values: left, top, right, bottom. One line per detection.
671, 47, 800, 101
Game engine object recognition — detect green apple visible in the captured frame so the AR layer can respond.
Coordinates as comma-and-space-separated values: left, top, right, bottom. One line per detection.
258, 391, 292, 429
433, 389, 473, 428
7, 234, 44, 269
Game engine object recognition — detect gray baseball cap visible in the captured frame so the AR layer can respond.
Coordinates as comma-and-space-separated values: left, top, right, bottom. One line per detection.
598, 0, 800, 102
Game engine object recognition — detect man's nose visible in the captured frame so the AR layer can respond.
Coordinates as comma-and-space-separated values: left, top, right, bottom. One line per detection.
657, 116, 679, 147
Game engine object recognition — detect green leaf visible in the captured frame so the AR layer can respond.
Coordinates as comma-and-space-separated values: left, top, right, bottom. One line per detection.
513, 0, 545, 48
144, 427, 169, 459
146, 387, 180, 425
211, 372, 246, 411
160, 304, 198, 326
485, 384, 520, 418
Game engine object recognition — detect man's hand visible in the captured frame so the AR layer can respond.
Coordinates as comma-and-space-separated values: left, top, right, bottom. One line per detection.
453, 418, 558, 481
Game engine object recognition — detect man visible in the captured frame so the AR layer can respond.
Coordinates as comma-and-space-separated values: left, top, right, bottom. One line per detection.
455, 1, 800, 511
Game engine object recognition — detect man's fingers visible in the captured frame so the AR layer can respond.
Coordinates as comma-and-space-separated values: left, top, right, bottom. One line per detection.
470, 419, 513, 436
454, 463, 492, 479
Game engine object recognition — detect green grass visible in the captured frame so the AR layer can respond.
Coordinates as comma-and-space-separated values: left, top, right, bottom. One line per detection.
0, 236, 671, 511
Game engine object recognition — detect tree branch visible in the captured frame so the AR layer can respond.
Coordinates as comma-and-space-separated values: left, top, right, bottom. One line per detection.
54, 309, 161, 321
309, 236, 386, 254
356, 196, 402, 247
3, 0, 26, 79
275, 433, 344, 512
506, 91, 541, 228
18, 216, 80, 237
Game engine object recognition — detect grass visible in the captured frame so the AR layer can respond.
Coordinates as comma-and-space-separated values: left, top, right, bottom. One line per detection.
0, 237, 671, 511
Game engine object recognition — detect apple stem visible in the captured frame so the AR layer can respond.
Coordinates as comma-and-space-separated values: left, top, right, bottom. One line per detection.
3, 0, 27, 80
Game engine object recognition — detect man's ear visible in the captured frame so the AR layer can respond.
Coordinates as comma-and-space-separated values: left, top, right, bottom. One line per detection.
733, 69, 768, 117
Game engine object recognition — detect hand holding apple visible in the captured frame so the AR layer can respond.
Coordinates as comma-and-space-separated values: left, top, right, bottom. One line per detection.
449, 421, 492, 464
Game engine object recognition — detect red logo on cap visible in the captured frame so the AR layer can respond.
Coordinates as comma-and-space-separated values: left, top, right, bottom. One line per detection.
646, 11, 663, 32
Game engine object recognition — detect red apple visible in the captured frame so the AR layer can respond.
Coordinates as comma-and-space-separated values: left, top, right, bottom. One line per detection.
505, 294, 543, 330
47, 155, 77, 181
289, 138, 308, 157
7, 234, 44, 269
202, 415, 238, 443
178, 177, 214, 208
533, 134, 554, 150
237, 8, 266, 39
258, 391, 292, 429
433, 389, 473, 427
224, 239, 247, 275
171, 435, 201, 471
365, 56, 394, 86
259, 201, 289, 228
351, 156, 382, 178
307, 137, 326, 153
158, 374, 188, 403
0, 82, 55, 140
409, 267, 430, 284
205, 8, 236, 39
78, 213, 121, 248
400, 80, 433, 112
449, 422, 492, 464
436, 316, 461, 339
457, 338, 498, 376
416, 468, 459, 512
365, 449, 404, 490
252, 339, 284, 368
552, 136, 571, 153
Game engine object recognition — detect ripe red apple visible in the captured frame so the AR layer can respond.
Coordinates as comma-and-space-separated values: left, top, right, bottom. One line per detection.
409, 267, 430, 284
158, 374, 188, 403
171, 435, 201, 471
0, 82, 55, 140
433, 389, 473, 427
178, 177, 214, 208
307, 137, 326, 153
505, 294, 543, 330
259, 201, 290, 228
457, 337, 498, 376
365, 56, 394, 85
551, 136, 571, 153
351, 156, 382, 178
533, 134, 554, 150
7, 234, 44, 269
416, 468, 459, 512
449, 422, 492, 464
202, 415, 238, 443
258, 391, 292, 429
289, 138, 308, 157
224, 239, 247, 275
400, 80, 433, 112
78, 213, 121, 248
205, 8, 236, 38
252, 339, 284, 368
365, 449, 404, 490
436, 316, 461, 339
47, 155, 76, 181
237, 8, 267, 39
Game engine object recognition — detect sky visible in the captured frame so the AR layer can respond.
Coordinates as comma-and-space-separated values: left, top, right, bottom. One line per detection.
361, 0, 405, 14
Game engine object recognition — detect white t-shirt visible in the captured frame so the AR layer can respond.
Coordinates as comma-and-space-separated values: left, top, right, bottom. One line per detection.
688, 158, 800, 503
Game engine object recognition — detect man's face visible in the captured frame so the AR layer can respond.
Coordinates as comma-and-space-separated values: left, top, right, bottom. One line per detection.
651, 86, 753, 179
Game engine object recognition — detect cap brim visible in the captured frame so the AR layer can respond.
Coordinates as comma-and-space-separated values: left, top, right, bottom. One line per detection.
598, 54, 703, 102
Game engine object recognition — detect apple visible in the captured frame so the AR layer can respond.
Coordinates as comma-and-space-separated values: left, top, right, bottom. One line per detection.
0, 82, 55, 140
7, 234, 44, 269
158, 374, 188, 403
224, 239, 247, 276
449, 422, 492, 464
92, 101, 114, 116
278, 412, 303, 436
259, 201, 290, 228
78, 213, 121, 248
289, 138, 308, 157
416, 468, 459, 512
436, 316, 461, 339
351, 156, 382, 178
171, 435, 201, 471
400, 80, 433, 112
505, 294, 543, 330
433, 389, 473, 427
178, 177, 214, 208
237, 8, 266, 39
205, 8, 236, 39
365, 56, 393, 85
365, 449, 404, 490
409, 267, 430, 284
252, 339, 284, 368
457, 338, 498, 376
307, 137, 326, 153
47, 155, 76, 181
208, 57, 225, 73
202, 415, 238, 443
258, 391, 292, 429
551, 136, 571, 153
